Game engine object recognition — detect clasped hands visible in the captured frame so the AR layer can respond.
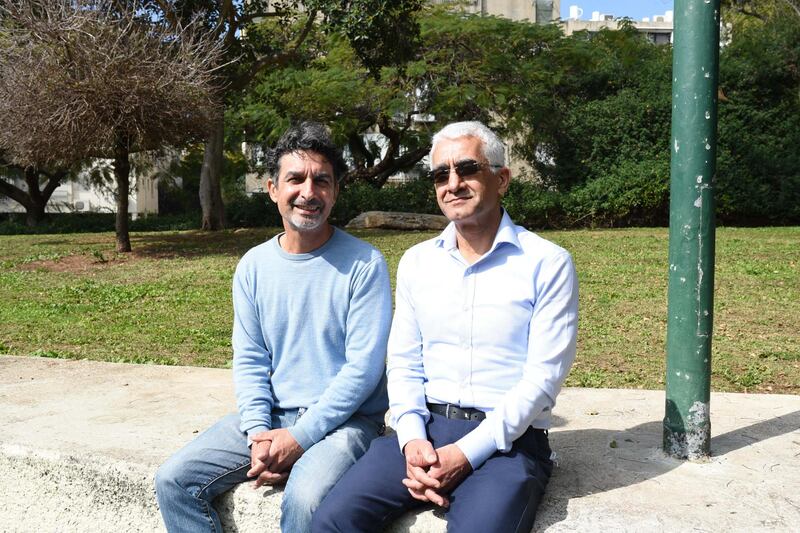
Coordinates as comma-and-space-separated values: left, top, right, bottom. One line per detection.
247, 428, 304, 488
402, 439, 472, 508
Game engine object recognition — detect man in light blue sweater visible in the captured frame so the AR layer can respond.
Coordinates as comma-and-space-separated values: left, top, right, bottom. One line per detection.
155, 122, 392, 533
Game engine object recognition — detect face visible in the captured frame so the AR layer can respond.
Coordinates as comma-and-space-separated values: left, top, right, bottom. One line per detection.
430, 136, 509, 225
267, 150, 338, 233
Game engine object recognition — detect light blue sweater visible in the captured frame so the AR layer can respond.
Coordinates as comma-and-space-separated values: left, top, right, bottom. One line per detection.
231, 228, 392, 450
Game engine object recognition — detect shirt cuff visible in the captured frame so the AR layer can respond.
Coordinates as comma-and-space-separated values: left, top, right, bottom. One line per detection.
246, 425, 271, 447
455, 421, 496, 470
287, 425, 314, 452
394, 412, 428, 453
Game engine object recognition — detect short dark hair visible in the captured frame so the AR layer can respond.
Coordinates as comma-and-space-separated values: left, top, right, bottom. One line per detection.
265, 121, 348, 183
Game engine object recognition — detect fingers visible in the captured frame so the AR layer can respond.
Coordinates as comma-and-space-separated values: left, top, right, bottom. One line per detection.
405, 484, 449, 508
253, 469, 288, 488
406, 464, 441, 489
246, 458, 266, 479
424, 488, 449, 508
406, 440, 438, 468
248, 439, 272, 477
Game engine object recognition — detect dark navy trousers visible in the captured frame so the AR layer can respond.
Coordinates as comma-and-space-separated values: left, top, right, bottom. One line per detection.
311, 412, 553, 533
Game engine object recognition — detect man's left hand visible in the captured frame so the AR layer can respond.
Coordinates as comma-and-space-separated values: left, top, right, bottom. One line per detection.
251, 428, 304, 474
403, 444, 472, 508
427, 444, 472, 497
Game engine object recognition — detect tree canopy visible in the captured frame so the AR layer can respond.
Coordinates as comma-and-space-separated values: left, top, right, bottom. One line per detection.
0, 0, 224, 249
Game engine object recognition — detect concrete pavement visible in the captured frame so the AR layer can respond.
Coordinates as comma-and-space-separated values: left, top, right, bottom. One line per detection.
0, 355, 798, 532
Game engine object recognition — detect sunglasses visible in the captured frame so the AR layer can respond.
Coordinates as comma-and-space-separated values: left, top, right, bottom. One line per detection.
427, 159, 502, 185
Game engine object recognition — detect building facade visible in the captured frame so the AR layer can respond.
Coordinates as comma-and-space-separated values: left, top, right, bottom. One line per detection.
431, 0, 561, 23
562, 5, 674, 44
0, 165, 158, 218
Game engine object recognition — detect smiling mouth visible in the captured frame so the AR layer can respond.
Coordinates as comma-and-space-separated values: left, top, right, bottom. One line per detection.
292, 203, 322, 214
445, 196, 472, 204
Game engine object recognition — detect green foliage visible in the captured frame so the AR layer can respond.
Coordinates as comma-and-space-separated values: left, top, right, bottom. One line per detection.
564, 157, 670, 227
0, 213, 199, 235
225, 6, 798, 228
314, 0, 424, 77
331, 180, 439, 224
716, 15, 800, 224
531, 27, 673, 194
225, 193, 282, 228
501, 182, 565, 230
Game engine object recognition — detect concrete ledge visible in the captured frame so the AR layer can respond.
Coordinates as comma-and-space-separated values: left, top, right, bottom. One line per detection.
1, 355, 799, 532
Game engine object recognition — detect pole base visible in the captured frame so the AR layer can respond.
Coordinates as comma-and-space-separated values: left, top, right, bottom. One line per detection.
663, 400, 711, 460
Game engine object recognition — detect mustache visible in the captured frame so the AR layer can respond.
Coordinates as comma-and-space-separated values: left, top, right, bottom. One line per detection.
291, 199, 323, 209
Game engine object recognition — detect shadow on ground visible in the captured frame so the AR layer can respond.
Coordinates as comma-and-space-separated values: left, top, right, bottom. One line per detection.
536, 409, 800, 530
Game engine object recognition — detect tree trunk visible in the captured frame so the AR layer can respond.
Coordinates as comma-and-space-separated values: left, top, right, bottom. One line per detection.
25, 202, 46, 227
23, 167, 47, 227
200, 106, 225, 230
114, 137, 132, 253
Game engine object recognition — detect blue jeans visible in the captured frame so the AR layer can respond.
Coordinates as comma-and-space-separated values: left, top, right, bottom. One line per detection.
155, 410, 381, 533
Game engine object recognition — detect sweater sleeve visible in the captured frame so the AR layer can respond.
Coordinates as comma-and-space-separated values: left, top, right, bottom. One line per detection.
231, 259, 273, 439
288, 256, 393, 450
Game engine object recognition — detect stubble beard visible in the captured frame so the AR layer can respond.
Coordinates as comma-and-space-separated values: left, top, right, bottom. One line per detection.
287, 201, 326, 231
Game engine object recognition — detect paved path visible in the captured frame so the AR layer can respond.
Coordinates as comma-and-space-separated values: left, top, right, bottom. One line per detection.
1, 355, 798, 532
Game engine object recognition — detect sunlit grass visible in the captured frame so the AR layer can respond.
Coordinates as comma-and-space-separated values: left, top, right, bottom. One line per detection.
0, 226, 797, 393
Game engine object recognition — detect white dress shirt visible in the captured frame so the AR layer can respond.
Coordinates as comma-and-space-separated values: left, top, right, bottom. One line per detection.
387, 210, 579, 469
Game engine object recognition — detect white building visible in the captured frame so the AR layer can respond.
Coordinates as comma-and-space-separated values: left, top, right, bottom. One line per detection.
0, 164, 158, 218
562, 5, 674, 44
431, 0, 561, 23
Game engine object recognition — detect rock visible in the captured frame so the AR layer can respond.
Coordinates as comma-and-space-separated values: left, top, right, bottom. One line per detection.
345, 211, 449, 231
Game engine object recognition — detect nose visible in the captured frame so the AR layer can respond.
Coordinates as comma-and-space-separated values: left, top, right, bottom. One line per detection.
445, 167, 463, 192
299, 176, 316, 198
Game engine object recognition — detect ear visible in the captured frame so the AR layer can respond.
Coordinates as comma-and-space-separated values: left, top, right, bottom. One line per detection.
266, 177, 278, 203
497, 167, 511, 197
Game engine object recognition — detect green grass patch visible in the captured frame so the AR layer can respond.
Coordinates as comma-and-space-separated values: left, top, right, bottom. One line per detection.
0, 226, 797, 394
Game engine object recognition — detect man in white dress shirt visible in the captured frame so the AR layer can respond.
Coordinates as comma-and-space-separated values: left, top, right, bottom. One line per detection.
312, 121, 579, 533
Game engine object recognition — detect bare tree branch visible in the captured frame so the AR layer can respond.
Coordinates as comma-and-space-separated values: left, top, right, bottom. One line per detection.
0, 0, 225, 168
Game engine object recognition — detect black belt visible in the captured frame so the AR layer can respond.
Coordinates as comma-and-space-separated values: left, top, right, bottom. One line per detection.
427, 403, 486, 422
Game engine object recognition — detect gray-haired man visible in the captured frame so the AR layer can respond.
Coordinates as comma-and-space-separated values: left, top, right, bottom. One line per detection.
313, 121, 578, 533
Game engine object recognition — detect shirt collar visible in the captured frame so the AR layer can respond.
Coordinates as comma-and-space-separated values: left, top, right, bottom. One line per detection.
435, 209, 521, 254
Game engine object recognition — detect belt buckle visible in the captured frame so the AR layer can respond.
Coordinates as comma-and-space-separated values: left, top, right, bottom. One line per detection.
445, 404, 453, 419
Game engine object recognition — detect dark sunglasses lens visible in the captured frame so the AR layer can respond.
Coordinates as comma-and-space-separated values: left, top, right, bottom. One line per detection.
454, 161, 482, 177
429, 160, 483, 183
431, 168, 450, 183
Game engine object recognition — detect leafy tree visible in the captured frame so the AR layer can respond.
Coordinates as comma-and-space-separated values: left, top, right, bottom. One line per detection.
234, 8, 565, 187
148, 0, 424, 229
0, 0, 223, 251
716, 11, 800, 223
528, 26, 673, 195
722, 0, 800, 21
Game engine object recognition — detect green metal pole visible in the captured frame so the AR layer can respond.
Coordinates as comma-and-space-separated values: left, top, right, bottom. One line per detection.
663, 0, 720, 460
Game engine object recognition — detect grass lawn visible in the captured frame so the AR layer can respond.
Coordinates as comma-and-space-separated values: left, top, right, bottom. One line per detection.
0, 226, 797, 394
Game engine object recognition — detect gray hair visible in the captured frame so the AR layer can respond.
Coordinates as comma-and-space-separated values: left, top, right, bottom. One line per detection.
429, 121, 506, 169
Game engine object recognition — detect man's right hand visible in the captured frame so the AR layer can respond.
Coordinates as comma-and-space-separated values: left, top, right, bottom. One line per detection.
247, 433, 288, 487
402, 439, 447, 506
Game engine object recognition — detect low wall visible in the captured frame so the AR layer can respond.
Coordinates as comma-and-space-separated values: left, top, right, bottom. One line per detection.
1, 356, 798, 532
